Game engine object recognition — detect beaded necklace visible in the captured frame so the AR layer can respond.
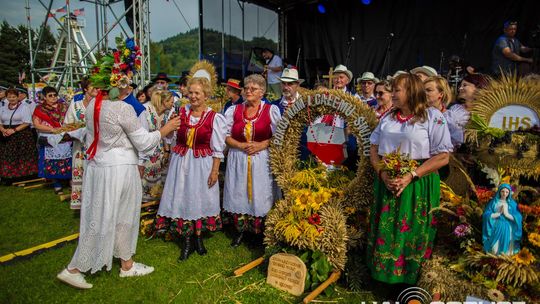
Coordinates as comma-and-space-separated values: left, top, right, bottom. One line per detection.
396, 110, 414, 123
243, 103, 262, 122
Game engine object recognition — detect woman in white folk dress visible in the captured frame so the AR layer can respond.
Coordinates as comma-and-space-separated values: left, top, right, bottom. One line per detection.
56, 88, 181, 289
156, 77, 226, 261
222, 74, 281, 247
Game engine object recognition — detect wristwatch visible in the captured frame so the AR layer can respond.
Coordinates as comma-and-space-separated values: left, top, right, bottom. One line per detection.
410, 170, 419, 181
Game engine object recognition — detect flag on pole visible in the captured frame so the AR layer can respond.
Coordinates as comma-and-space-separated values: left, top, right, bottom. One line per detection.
73, 8, 85, 16
56, 6, 67, 13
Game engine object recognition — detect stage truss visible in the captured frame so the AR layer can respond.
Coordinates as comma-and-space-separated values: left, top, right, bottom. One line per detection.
26, 0, 151, 92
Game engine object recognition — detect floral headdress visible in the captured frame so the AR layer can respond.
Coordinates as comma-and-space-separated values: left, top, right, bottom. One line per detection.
86, 36, 142, 160
89, 36, 142, 93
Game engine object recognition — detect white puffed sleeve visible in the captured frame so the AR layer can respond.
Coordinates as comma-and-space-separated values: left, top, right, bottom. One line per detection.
118, 103, 161, 156
137, 110, 151, 164
224, 105, 236, 137
269, 104, 282, 134
428, 107, 453, 156
444, 104, 470, 147
19, 103, 33, 124
211, 113, 227, 158
369, 118, 382, 145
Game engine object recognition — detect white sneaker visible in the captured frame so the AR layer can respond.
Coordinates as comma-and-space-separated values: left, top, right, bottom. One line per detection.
119, 262, 154, 278
57, 269, 93, 289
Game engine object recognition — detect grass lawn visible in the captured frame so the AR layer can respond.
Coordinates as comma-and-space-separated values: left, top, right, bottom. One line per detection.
0, 185, 377, 303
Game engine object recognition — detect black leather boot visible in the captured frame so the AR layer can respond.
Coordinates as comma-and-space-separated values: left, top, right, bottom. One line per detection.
231, 231, 244, 247
179, 236, 193, 261
194, 235, 207, 255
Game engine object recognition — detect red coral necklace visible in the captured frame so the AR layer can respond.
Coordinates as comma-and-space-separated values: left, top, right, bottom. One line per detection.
396, 111, 414, 123
243, 103, 261, 121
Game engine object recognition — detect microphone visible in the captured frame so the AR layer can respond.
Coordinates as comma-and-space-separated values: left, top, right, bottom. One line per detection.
348, 36, 355, 44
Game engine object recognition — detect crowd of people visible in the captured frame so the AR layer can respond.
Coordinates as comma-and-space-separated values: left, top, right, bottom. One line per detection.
0, 20, 536, 297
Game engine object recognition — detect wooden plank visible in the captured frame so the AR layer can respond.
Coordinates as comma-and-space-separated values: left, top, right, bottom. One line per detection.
234, 257, 265, 277
303, 271, 341, 303
0, 233, 79, 264
24, 183, 52, 190
12, 178, 45, 186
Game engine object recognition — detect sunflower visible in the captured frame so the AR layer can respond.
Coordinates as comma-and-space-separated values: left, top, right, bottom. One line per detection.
486, 289, 505, 302
512, 248, 536, 265
529, 233, 540, 248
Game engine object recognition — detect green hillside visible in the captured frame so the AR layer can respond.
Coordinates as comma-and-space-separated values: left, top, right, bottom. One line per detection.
151, 28, 277, 76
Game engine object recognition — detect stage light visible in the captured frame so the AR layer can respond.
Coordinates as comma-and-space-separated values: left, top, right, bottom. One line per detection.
317, 4, 326, 14
361, 0, 371, 5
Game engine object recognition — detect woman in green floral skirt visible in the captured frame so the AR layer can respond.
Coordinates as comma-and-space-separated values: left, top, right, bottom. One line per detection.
367, 73, 452, 294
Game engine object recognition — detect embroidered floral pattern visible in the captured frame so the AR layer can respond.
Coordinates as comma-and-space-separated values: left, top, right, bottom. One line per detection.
366, 172, 440, 284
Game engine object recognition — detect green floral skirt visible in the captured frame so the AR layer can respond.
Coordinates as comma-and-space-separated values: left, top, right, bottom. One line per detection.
366, 172, 440, 284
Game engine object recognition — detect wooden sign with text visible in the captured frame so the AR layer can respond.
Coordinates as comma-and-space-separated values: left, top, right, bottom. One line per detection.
266, 253, 307, 296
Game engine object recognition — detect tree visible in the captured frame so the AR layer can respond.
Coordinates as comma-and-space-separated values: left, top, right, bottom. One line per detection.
150, 42, 173, 74
0, 21, 56, 86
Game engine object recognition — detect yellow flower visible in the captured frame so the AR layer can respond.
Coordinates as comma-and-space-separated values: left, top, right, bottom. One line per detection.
123, 49, 130, 56
512, 248, 536, 265
529, 233, 540, 247
344, 207, 356, 215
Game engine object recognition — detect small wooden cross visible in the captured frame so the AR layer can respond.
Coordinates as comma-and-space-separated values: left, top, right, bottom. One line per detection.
322, 67, 334, 87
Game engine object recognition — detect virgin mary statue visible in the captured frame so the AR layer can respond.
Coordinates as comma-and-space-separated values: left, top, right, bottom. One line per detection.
482, 183, 522, 255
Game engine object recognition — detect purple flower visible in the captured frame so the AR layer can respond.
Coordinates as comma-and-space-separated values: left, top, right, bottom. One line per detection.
453, 223, 471, 237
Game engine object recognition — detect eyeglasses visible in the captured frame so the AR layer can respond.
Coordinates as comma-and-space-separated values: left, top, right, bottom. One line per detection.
243, 87, 261, 92
46, 94, 58, 98
375, 91, 386, 96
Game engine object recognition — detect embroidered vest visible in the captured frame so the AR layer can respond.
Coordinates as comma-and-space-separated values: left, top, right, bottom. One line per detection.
173, 107, 216, 158
231, 103, 272, 142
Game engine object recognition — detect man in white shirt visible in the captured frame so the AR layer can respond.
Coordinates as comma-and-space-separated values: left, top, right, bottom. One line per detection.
262, 48, 283, 98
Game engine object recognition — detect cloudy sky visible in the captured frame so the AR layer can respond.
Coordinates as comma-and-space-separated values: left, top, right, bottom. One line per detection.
0, 0, 277, 44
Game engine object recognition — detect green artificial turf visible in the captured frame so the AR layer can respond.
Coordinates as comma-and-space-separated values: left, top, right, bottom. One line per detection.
0, 185, 377, 303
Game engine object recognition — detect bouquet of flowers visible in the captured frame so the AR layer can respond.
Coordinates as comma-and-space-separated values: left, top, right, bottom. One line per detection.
378, 146, 418, 179
89, 36, 141, 90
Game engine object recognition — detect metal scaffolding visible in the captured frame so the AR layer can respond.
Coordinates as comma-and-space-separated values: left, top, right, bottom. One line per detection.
27, 0, 151, 91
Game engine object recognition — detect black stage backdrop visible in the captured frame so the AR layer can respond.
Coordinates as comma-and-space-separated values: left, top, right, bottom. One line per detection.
284, 0, 540, 86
